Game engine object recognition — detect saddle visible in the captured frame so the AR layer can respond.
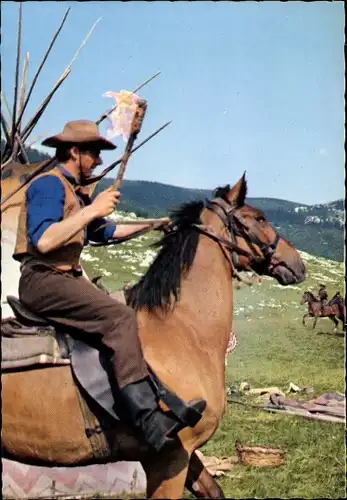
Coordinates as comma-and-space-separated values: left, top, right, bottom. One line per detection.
2, 295, 200, 429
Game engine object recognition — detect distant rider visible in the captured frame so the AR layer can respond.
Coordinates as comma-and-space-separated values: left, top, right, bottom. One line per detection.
317, 284, 328, 315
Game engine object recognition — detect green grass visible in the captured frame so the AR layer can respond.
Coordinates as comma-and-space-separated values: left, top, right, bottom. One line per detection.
82, 222, 345, 499
200, 318, 345, 498
198, 256, 345, 499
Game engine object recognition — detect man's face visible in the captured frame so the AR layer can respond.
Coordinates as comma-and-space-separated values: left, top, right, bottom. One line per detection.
72, 146, 103, 182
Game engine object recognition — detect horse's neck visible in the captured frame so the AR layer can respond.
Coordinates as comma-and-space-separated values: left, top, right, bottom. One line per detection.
139, 234, 234, 390
330, 294, 340, 303
180, 236, 234, 337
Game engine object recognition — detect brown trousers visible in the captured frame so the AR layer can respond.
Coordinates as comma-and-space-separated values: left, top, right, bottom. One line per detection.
18, 264, 149, 389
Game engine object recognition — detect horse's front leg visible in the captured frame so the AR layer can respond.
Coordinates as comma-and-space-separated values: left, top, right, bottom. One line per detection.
141, 443, 190, 499
302, 313, 308, 327
185, 450, 225, 498
312, 316, 318, 329
330, 315, 339, 333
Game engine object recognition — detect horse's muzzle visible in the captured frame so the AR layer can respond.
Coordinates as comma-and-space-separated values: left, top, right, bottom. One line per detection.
268, 260, 306, 286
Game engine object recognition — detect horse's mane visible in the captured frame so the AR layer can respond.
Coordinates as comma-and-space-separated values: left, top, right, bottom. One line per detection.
213, 184, 230, 201
127, 200, 205, 312
329, 292, 344, 305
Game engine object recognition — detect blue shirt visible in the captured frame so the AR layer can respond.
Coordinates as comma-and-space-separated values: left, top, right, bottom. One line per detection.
26, 166, 116, 247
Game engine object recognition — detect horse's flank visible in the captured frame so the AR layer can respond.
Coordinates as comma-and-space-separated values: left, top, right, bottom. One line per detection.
2, 366, 95, 464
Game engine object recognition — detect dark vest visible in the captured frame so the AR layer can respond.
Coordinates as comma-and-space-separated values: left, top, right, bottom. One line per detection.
13, 168, 85, 270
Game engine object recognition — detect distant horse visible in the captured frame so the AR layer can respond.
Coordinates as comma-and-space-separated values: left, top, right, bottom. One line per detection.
2, 174, 306, 499
329, 292, 346, 330
300, 291, 345, 332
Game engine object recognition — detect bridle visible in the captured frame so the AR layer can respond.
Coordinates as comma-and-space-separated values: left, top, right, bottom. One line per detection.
194, 197, 281, 282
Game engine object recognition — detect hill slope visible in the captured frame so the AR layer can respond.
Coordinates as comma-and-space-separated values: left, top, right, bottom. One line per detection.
94, 178, 344, 262
2, 143, 343, 262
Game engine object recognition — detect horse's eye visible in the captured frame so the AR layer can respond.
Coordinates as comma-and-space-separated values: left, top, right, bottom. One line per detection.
257, 216, 266, 223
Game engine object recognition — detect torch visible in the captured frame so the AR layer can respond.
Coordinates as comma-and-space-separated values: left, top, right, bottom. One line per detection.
113, 98, 147, 191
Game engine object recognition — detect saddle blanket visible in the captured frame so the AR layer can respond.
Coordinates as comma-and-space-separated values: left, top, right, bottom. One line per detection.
1, 321, 121, 421
1, 303, 203, 427
2, 334, 70, 371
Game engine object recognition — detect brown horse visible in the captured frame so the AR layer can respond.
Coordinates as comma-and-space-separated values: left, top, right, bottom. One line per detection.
2, 174, 306, 499
300, 291, 345, 332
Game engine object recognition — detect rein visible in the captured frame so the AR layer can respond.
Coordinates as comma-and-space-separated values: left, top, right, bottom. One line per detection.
191, 223, 255, 284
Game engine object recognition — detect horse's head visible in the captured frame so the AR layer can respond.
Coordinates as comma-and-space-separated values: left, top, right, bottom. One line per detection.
300, 292, 309, 304
203, 173, 306, 286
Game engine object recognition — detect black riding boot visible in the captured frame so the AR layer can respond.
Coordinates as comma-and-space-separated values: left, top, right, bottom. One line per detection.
120, 378, 206, 452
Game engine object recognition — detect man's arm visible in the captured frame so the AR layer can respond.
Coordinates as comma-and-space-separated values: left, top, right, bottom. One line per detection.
112, 224, 153, 238
87, 220, 154, 243
27, 176, 66, 251
113, 217, 170, 238
33, 185, 119, 253
37, 206, 98, 254
26, 177, 97, 254
88, 217, 170, 243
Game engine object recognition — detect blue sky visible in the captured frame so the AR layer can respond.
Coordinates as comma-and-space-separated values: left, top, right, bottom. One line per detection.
1, 1, 344, 204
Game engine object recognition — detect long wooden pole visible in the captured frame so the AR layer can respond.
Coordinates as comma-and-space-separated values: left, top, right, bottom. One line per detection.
14, 8, 71, 133
17, 51, 30, 134
1, 111, 12, 150
20, 18, 101, 142
1, 95, 29, 165
11, 2, 23, 152
21, 69, 71, 142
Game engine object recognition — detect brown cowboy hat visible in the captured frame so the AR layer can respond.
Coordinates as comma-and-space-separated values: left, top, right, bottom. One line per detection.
42, 120, 116, 150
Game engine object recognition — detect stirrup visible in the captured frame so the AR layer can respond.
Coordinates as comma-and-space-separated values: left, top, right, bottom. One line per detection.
148, 370, 206, 427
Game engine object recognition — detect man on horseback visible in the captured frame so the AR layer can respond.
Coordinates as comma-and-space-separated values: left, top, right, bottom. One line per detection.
12, 120, 205, 452
318, 284, 328, 316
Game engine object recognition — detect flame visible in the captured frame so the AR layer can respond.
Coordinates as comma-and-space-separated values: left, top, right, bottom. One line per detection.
103, 90, 140, 142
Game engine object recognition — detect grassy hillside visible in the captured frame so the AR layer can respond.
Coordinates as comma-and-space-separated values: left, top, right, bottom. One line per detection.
81, 216, 345, 499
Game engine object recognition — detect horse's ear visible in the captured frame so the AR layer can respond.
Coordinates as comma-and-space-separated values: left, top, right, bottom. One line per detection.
228, 172, 247, 207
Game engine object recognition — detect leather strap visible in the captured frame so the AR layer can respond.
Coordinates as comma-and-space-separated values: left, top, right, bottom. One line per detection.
74, 381, 111, 459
